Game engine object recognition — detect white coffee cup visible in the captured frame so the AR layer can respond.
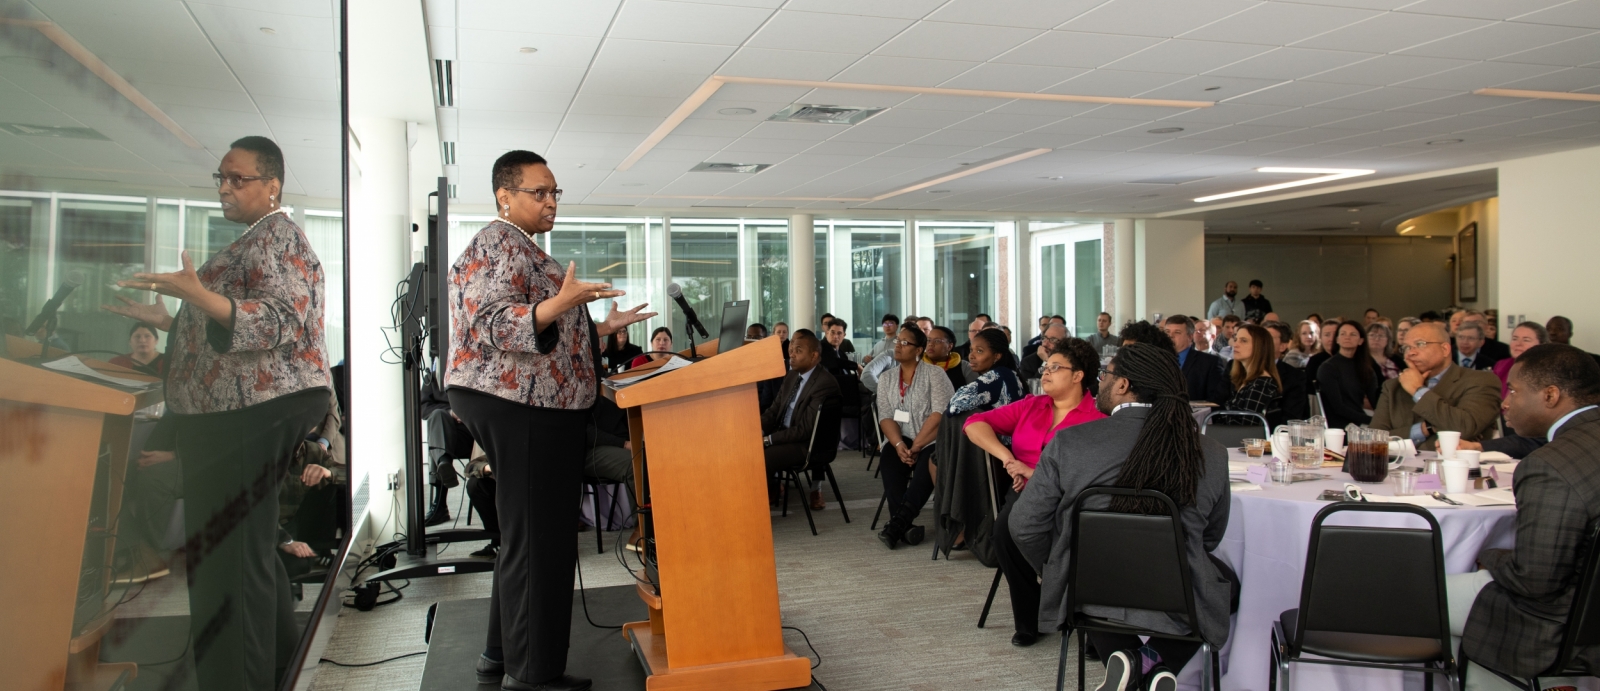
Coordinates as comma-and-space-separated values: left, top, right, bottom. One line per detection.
1441, 460, 1471, 494
1437, 431, 1462, 459
1324, 428, 1346, 454
1457, 449, 1481, 469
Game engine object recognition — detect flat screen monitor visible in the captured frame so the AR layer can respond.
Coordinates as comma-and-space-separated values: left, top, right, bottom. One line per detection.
717, 299, 751, 356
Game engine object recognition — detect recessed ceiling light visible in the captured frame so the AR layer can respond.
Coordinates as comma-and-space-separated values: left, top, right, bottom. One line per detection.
1040, 175, 1064, 180
259, 27, 276, 34
519, 46, 538, 53
1193, 167, 1375, 203
1400, 225, 1415, 233
1147, 127, 1184, 134
1204, 86, 1222, 91
717, 107, 756, 116
1350, 221, 1361, 225
928, 189, 950, 194
1348, 208, 1360, 212
1426, 139, 1463, 146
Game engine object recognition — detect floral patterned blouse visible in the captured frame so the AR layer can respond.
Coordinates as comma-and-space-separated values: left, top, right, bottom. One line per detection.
165, 210, 331, 414
445, 219, 597, 410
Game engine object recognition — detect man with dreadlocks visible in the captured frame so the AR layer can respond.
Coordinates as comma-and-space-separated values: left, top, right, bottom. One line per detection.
1008, 343, 1232, 691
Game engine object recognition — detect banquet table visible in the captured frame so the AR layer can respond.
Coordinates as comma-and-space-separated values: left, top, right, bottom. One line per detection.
1192, 450, 1518, 691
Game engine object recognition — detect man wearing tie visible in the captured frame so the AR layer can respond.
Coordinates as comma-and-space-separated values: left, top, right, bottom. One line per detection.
761, 330, 842, 496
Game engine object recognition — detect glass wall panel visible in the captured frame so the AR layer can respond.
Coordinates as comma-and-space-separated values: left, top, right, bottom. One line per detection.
54, 199, 148, 355
921, 223, 996, 331
1040, 243, 1068, 322
814, 232, 828, 331
843, 223, 904, 342
544, 218, 652, 349
0, 197, 48, 341
754, 228, 788, 329
1030, 222, 1105, 338
1075, 239, 1104, 337
670, 220, 739, 350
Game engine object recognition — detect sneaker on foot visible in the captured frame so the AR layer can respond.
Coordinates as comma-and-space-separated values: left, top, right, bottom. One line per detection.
1092, 649, 1142, 691
1146, 668, 1177, 691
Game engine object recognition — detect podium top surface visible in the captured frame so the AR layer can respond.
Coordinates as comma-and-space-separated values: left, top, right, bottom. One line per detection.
3, 336, 163, 416
605, 335, 784, 409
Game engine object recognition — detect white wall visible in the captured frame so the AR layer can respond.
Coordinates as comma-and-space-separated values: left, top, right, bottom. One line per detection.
1499, 144, 1600, 351
1135, 219, 1205, 321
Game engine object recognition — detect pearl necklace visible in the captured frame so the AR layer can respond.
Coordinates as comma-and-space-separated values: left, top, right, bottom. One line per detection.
248, 207, 287, 232
497, 215, 534, 240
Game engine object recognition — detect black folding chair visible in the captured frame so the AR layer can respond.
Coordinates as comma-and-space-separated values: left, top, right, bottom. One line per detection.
775, 403, 845, 535
1201, 409, 1270, 449
975, 451, 1005, 628
1460, 522, 1600, 690
1270, 502, 1456, 691
581, 477, 629, 554
1061, 487, 1222, 691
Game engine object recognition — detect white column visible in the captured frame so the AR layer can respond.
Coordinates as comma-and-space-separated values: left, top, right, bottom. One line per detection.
829, 224, 851, 327
1012, 220, 1030, 330
1134, 219, 1205, 322
1500, 144, 1600, 351
788, 214, 815, 331
1113, 218, 1136, 325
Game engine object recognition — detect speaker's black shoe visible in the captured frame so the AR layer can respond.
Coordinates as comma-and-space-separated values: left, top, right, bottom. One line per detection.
500, 674, 592, 691
470, 543, 498, 559
904, 524, 925, 546
475, 654, 504, 684
1011, 631, 1040, 647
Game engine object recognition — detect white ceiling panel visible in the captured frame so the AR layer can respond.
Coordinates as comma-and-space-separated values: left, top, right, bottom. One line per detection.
1306, 54, 1476, 86
456, 1, 621, 36
1318, 110, 1451, 130
456, 30, 602, 68
577, 70, 710, 98
880, 94, 993, 111
936, 63, 1087, 92
876, 21, 1043, 62
460, 64, 587, 95
1061, 0, 1261, 39
1314, 86, 1460, 111
716, 48, 862, 80
1244, 107, 1373, 128
746, 121, 848, 140
460, 88, 574, 114
1400, 22, 1596, 61
1402, 61, 1568, 90
608, 0, 774, 46
590, 39, 738, 74
565, 93, 685, 118
827, 125, 941, 143
745, 10, 914, 54
715, 137, 823, 153
560, 114, 665, 134
993, 31, 1164, 69
1512, 0, 1600, 29
1226, 80, 1373, 106
1050, 69, 1187, 98
1104, 39, 1274, 75
672, 118, 762, 138
1135, 75, 1284, 101
830, 56, 982, 87
1034, 117, 1156, 136
1404, 0, 1571, 20
1204, 47, 1374, 81
1180, 2, 1380, 46
792, 87, 917, 108
945, 112, 1063, 132
1293, 12, 1492, 53
1498, 66, 1600, 92
924, 0, 1104, 29
863, 108, 980, 130
916, 129, 1012, 146
779, 0, 943, 20
1498, 33, 1600, 67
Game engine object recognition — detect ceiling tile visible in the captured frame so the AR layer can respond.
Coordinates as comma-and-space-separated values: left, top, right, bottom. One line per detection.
1227, 80, 1373, 106
1149, 102, 1290, 124
923, 0, 1103, 29
992, 31, 1163, 69
746, 10, 915, 54
673, 118, 762, 137
461, 108, 566, 131
1293, 12, 1492, 54
876, 21, 1043, 62
578, 70, 709, 98
608, 0, 774, 46
560, 114, 663, 134
937, 64, 1088, 92
655, 134, 741, 150
944, 112, 1064, 132
1398, 22, 1594, 61
457, 1, 622, 36
830, 56, 982, 87
780, 0, 944, 20
1204, 47, 1375, 81
1135, 75, 1284, 101
458, 88, 573, 113
914, 129, 1011, 146
456, 30, 602, 68
1034, 116, 1155, 136
459, 64, 587, 94
1060, 0, 1261, 39
1103, 39, 1274, 75
893, 94, 1005, 111
1400, 61, 1567, 90
1049, 69, 1187, 98
566, 92, 683, 118
863, 108, 980, 129
827, 125, 939, 143
1179, 2, 1380, 46
1313, 86, 1459, 110
1244, 107, 1373, 127
589, 39, 737, 74
1498, 33, 1600, 67
1497, 66, 1600, 92
1512, 0, 1600, 30
1318, 110, 1451, 130
715, 137, 819, 153
716, 48, 862, 81
1401, 0, 1571, 20
1304, 54, 1475, 86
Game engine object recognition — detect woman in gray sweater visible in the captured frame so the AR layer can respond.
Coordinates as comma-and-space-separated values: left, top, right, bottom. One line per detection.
876, 325, 955, 549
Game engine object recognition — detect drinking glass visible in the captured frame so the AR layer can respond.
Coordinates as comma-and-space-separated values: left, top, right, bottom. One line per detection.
1395, 470, 1417, 496
1243, 438, 1266, 458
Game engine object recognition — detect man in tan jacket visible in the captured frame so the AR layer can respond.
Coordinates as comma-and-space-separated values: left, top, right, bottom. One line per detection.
1372, 321, 1502, 443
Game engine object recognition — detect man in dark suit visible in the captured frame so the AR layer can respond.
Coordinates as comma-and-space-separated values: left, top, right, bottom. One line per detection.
1163, 315, 1231, 404
761, 329, 841, 508
1372, 322, 1503, 444
954, 313, 991, 361
1452, 321, 1502, 371
1457, 311, 1510, 367
1454, 344, 1600, 683
1265, 320, 1308, 424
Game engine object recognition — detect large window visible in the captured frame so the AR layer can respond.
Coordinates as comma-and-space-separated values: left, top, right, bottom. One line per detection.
544, 217, 653, 349
843, 222, 905, 342
1031, 222, 1105, 339
669, 220, 739, 349
919, 222, 997, 332
753, 227, 788, 329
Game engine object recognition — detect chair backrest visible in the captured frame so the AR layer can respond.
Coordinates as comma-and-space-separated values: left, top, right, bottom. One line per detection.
1291, 502, 1450, 652
1551, 522, 1600, 675
808, 401, 843, 469
1201, 410, 1270, 448
1066, 488, 1200, 631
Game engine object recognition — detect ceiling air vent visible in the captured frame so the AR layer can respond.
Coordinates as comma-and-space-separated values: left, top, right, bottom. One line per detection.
433, 59, 455, 107
442, 141, 456, 165
0, 123, 110, 140
1130, 175, 1212, 185
690, 162, 772, 174
767, 104, 884, 125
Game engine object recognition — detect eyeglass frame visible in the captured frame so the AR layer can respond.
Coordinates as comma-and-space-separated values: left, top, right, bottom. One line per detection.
892, 338, 923, 348
212, 172, 274, 189
1040, 362, 1076, 376
504, 186, 563, 203
1405, 339, 1448, 350
1097, 365, 1118, 380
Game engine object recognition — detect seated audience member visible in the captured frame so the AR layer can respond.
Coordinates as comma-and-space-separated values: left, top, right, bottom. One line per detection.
586, 388, 636, 490
1546, 315, 1573, 345
1462, 311, 1509, 360
864, 313, 899, 365
955, 314, 991, 361
1363, 307, 1380, 326
820, 320, 864, 452
1026, 315, 1051, 352
819, 313, 835, 332
1396, 317, 1419, 346
745, 322, 767, 340
1454, 322, 1499, 371
983, 322, 1022, 371
110, 322, 167, 376
1163, 315, 1231, 404
1285, 319, 1319, 369
601, 328, 643, 373
875, 326, 954, 549
760, 330, 842, 509
1218, 324, 1281, 422
1242, 280, 1272, 323
463, 453, 499, 558
1085, 312, 1116, 357
1455, 321, 1552, 459
925, 325, 968, 389
1021, 322, 1068, 384
916, 316, 934, 336
1008, 344, 1231, 690
1371, 322, 1503, 444
822, 319, 856, 364
1366, 322, 1404, 379
1212, 315, 1241, 361
1305, 319, 1340, 392
1193, 319, 1214, 354
630, 326, 675, 368
967, 338, 1105, 646
1265, 321, 1308, 423
1263, 311, 1281, 325
421, 376, 472, 526
1119, 319, 1175, 351
1494, 322, 1549, 396
947, 328, 1021, 416
1207, 280, 1245, 319
1318, 321, 1383, 430
1452, 344, 1600, 687
773, 321, 789, 343
278, 392, 348, 574
998, 325, 1021, 366
1418, 310, 1443, 323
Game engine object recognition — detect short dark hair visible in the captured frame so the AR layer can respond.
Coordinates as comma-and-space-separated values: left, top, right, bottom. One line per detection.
1221, 315, 1241, 325
1365, 307, 1380, 315
129, 322, 159, 338
1418, 310, 1443, 322
882, 313, 899, 325
1050, 337, 1101, 395
230, 135, 284, 181
1515, 344, 1600, 406
1264, 320, 1293, 345
649, 326, 673, 347
1163, 314, 1195, 334
931, 325, 956, 344
974, 313, 992, 322
972, 328, 1009, 354
791, 328, 821, 350
828, 319, 847, 332
1248, 279, 1263, 288
1050, 315, 1066, 323
899, 325, 927, 349
491, 150, 548, 195
1549, 316, 1573, 330
821, 312, 835, 321
1120, 320, 1175, 351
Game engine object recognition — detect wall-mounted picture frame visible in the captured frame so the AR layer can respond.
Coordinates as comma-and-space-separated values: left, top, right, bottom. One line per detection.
1458, 222, 1478, 302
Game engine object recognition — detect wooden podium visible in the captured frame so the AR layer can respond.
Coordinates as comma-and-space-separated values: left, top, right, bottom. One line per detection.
605, 336, 812, 691
1, 337, 163, 691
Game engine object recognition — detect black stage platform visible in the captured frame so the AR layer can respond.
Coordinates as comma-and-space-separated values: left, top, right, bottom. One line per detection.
421, 585, 820, 691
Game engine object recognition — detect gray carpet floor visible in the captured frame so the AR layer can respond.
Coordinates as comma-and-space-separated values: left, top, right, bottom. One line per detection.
311, 449, 1098, 690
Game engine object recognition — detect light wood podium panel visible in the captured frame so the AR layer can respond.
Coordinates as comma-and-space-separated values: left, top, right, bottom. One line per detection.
607, 336, 812, 690
1, 339, 162, 691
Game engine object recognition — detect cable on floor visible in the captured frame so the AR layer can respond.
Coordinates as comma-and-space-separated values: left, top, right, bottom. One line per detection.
783, 625, 822, 670
574, 555, 623, 629
319, 650, 427, 667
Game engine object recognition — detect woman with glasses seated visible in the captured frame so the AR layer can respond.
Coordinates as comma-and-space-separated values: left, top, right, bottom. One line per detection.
875, 325, 955, 550
963, 337, 1106, 647
1217, 323, 1282, 425
109, 322, 168, 376
946, 328, 1021, 416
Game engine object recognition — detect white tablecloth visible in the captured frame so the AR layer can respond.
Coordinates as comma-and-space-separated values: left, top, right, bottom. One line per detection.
1204, 450, 1517, 691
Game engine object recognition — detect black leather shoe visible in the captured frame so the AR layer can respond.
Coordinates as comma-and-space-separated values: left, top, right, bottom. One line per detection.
904, 524, 925, 546
877, 526, 901, 550
501, 674, 592, 691
475, 655, 503, 684
1011, 631, 1040, 647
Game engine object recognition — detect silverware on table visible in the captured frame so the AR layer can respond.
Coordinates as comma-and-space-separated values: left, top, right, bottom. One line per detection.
1430, 491, 1464, 506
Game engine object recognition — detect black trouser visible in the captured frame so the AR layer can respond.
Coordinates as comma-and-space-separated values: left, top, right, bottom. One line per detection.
293, 481, 343, 553
449, 389, 587, 684
994, 488, 1040, 636
426, 408, 473, 488
466, 475, 500, 544
879, 441, 935, 520
121, 456, 184, 555
1087, 632, 1201, 675
173, 388, 327, 691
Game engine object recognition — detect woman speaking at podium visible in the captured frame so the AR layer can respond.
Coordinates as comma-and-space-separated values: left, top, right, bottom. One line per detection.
105, 136, 332, 691
445, 150, 653, 691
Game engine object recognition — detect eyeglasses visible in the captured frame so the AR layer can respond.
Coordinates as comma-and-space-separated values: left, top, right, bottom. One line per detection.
930, 338, 951, 345
1098, 366, 1118, 380
1041, 363, 1075, 375
505, 187, 563, 203
1041, 336, 1063, 346
893, 339, 921, 348
213, 172, 273, 189
1406, 339, 1447, 350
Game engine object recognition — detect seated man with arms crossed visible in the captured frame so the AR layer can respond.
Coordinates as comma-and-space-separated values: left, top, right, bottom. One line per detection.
1453, 344, 1600, 691
1372, 321, 1502, 445
760, 329, 841, 506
